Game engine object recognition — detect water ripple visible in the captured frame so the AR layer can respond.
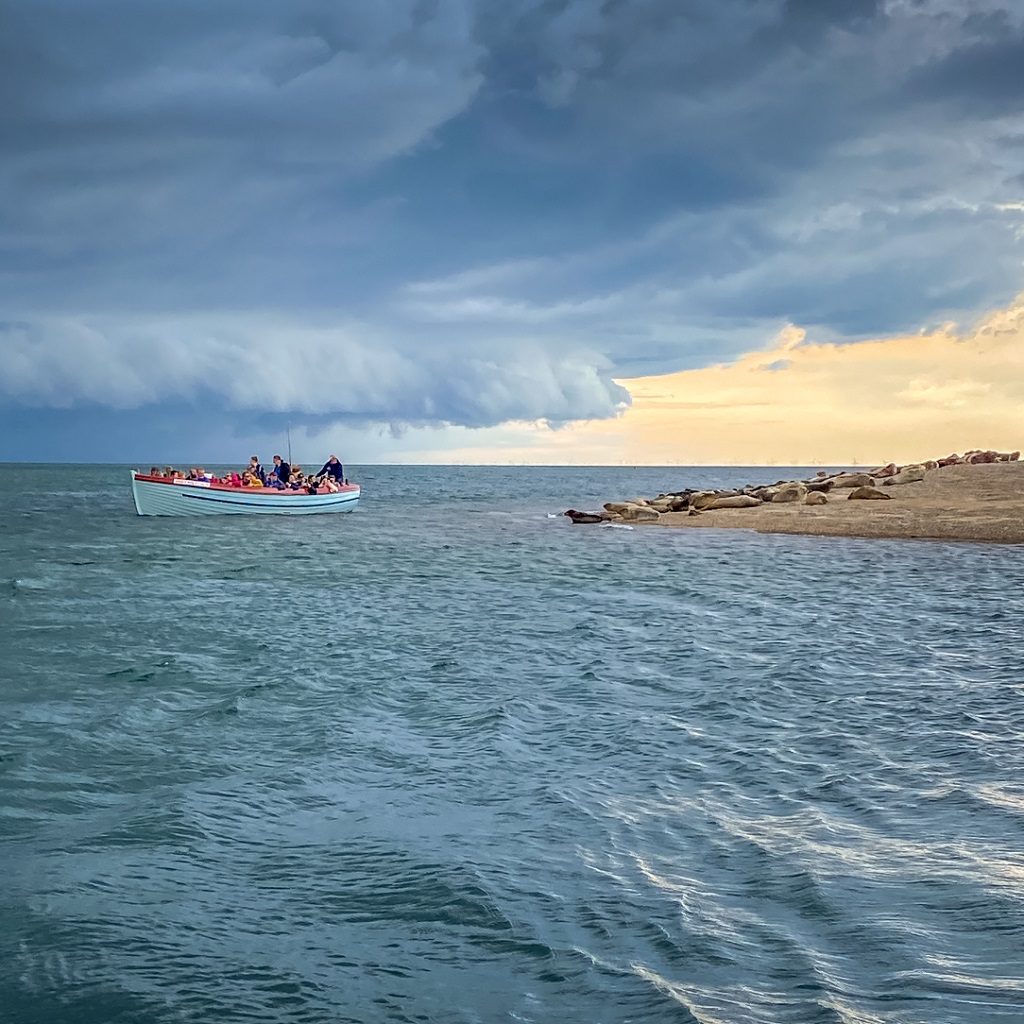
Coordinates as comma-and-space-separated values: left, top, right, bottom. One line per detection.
1, 465, 1023, 1023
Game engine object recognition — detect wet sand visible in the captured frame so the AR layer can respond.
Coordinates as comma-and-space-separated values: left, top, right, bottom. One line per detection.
650, 462, 1024, 544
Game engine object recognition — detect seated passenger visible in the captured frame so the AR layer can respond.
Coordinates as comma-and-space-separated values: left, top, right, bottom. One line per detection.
149, 467, 162, 477
242, 471, 263, 488
224, 471, 242, 487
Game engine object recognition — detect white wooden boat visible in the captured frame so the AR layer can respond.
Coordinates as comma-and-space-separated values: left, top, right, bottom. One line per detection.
131, 471, 360, 516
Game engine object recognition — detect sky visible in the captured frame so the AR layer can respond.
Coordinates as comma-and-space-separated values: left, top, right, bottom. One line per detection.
1, 0, 1023, 464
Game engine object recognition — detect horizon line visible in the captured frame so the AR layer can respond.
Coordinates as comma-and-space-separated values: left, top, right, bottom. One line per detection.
0, 460, 865, 468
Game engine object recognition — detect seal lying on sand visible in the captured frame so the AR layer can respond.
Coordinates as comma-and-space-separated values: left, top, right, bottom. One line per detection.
563, 509, 605, 524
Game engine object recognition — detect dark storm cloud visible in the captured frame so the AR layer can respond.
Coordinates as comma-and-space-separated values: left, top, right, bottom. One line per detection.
908, 32, 1024, 114
1, 0, 1023, 453
778, 0, 883, 43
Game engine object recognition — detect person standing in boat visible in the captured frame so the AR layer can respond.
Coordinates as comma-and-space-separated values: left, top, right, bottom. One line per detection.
316, 454, 345, 484
270, 454, 290, 488
248, 456, 265, 484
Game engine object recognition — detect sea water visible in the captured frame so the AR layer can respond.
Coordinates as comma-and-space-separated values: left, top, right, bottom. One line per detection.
2, 464, 1022, 1024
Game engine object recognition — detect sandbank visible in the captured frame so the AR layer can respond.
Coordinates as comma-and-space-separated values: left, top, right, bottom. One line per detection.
648, 462, 1024, 544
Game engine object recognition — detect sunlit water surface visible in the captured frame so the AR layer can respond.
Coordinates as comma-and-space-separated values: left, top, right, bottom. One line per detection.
2, 464, 1023, 1024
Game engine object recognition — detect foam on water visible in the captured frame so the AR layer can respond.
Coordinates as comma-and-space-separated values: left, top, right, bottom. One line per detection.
1, 464, 1023, 1023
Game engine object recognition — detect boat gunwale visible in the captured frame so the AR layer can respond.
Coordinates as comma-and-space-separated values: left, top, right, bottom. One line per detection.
131, 472, 360, 498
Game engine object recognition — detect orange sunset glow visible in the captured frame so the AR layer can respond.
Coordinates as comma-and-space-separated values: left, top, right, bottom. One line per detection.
423, 295, 1024, 466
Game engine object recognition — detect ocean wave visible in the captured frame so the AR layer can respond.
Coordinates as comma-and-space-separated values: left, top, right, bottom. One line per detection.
2, 464, 1023, 1021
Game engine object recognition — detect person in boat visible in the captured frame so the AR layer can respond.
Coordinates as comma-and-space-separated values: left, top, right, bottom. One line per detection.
223, 470, 243, 487
316, 455, 345, 484
149, 467, 162, 477
248, 456, 265, 484
270, 455, 291, 487
288, 466, 304, 490
264, 462, 284, 489
242, 471, 263, 488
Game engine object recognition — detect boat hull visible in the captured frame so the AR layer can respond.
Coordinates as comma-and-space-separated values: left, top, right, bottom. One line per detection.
131, 472, 360, 516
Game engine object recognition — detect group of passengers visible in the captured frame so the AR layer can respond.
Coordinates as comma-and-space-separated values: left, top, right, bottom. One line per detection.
148, 455, 347, 494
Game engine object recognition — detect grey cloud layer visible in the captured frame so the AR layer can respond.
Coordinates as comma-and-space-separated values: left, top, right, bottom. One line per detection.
2, 0, 1023, 432
1, 316, 627, 426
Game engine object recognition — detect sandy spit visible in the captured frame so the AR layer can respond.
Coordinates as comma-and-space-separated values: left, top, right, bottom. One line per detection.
648, 462, 1024, 544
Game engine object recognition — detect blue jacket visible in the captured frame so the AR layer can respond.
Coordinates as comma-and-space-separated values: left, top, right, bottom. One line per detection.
318, 459, 344, 481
